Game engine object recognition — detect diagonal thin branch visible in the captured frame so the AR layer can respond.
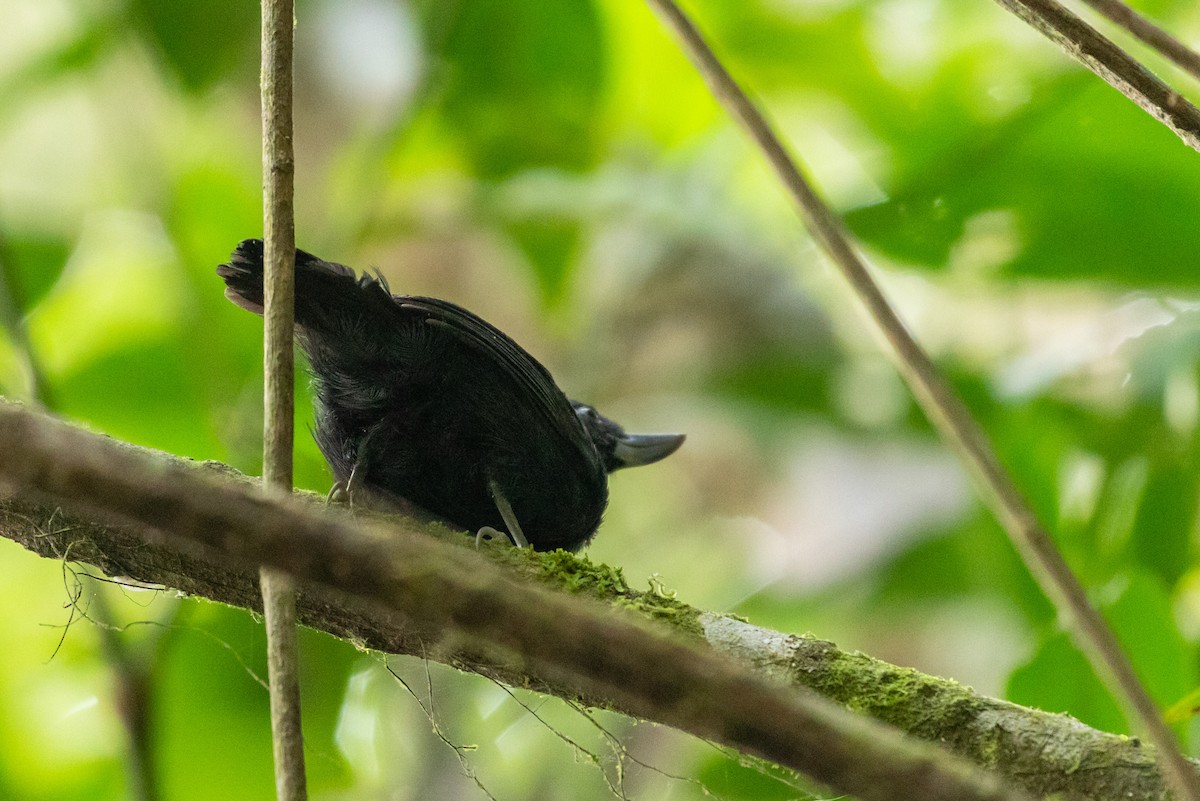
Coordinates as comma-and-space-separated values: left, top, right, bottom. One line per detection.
1077, 0, 1200, 84
0, 402, 1028, 801
992, 0, 1200, 151
641, 1, 1200, 799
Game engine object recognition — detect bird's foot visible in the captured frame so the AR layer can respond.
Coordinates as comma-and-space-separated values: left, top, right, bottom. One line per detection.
475, 526, 521, 549
327, 464, 365, 509
326, 481, 350, 506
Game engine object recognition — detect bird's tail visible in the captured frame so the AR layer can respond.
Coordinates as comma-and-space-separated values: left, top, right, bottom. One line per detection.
217, 238, 391, 332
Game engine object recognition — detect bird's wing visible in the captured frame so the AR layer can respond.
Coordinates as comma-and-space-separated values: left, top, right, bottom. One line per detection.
395, 296, 589, 454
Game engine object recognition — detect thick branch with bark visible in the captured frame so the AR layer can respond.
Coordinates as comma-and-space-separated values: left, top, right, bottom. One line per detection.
0, 402, 1186, 800
0, 402, 1022, 801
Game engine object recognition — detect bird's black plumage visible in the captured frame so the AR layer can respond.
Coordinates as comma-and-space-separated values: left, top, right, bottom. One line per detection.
217, 239, 683, 551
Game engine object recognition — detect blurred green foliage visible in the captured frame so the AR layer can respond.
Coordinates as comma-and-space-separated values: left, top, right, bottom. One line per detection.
2, 0, 1200, 798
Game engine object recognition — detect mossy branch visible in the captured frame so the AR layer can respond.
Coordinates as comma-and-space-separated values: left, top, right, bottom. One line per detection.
0, 401, 1187, 800
0, 401, 1026, 801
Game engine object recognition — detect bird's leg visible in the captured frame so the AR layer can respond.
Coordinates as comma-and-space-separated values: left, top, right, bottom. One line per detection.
483, 478, 529, 548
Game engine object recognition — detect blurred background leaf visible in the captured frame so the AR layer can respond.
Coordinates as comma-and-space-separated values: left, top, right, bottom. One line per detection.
3, 0, 1200, 798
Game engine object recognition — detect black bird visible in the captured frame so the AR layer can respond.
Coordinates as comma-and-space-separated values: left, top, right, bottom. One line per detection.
217, 239, 684, 551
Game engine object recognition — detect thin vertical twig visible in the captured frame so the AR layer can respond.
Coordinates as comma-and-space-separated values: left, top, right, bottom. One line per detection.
260, 1, 306, 800
642, 1, 1200, 799
1077, 0, 1200, 83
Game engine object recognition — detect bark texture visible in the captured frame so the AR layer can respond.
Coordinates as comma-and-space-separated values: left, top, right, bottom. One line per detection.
0, 406, 1183, 800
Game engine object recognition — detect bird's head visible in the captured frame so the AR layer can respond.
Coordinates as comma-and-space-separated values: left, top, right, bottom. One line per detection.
572, 402, 685, 474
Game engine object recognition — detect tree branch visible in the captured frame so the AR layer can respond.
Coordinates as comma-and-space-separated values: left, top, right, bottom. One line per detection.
643, 1, 1200, 798
992, 0, 1200, 152
1077, 0, 1200, 84
260, 0, 295, 495
0, 402, 1188, 800
260, 0, 304, 798
0, 401, 1029, 801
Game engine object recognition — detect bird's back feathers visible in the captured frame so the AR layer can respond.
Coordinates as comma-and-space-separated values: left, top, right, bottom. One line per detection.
217, 238, 609, 550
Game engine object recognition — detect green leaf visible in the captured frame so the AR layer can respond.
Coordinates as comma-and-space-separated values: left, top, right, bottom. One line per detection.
128, 0, 258, 93
848, 79, 1200, 285
0, 14, 119, 129
1131, 464, 1198, 586
155, 603, 275, 801
436, 0, 607, 178
874, 517, 1054, 625
1165, 685, 1200, 725
52, 340, 221, 458
708, 349, 835, 417
1007, 573, 1196, 734
1102, 572, 1196, 709
168, 167, 262, 275
0, 233, 69, 311
155, 604, 356, 800
694, 750, 814, 801
504, 215, 581, 309
1007, 633, 1127, 734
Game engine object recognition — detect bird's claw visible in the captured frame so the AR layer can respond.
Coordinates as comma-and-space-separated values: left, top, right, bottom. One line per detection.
326, 481, 350, 506
327, 463, 365, 509
475, 525, 529, 549
475, 526, 508, 548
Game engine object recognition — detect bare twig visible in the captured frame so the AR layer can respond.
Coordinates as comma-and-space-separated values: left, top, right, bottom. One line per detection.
1078, 0, 1200, 83
641, 1, 1200, 799
0, 402, 1028, 801
260, 1, 305, 799
383, 661, 501, 801
487, 680, 630, 800
992, 0, 1200, 151
261, 0, 295, 489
